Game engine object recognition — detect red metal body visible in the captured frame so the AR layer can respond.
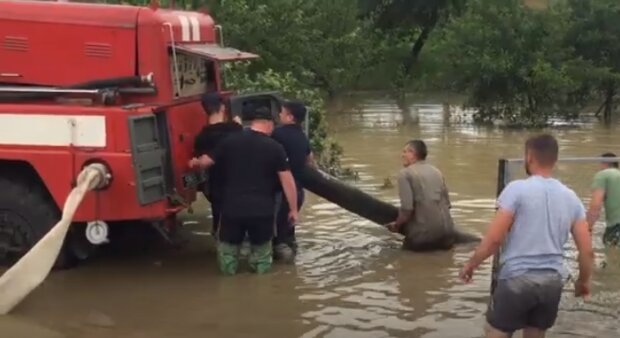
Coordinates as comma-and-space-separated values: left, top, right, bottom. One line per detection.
0, 0, 258, 225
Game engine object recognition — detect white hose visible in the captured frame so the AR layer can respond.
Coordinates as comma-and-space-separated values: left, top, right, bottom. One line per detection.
0, 163, 109, 314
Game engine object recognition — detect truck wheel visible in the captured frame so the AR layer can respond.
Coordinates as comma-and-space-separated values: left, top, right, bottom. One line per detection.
0, 176, 76, 269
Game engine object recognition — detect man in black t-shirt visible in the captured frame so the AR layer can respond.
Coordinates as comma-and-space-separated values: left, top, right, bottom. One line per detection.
189, 107, 299, 275
272, 100, 316, 262
193, 93, 242, 235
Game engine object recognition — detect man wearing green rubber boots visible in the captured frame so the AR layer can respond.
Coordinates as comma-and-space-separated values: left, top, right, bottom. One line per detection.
189, 106, 299, 275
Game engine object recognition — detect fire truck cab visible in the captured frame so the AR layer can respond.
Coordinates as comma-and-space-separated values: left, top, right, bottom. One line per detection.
0, 0, 281, 268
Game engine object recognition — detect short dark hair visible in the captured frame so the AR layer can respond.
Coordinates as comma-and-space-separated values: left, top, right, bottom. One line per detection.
249, 106, 274, 121
406, 139, 428, 160
525, 134, 558, 167
602, 152, 619, 168
201, 93, 224, 116
282, 100, 307, 123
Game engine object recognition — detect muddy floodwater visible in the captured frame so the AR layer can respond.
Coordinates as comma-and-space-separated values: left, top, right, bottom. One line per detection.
2, 95, 620, 338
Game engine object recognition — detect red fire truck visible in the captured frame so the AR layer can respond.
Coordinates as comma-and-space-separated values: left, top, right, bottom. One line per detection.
0, 0, 281, 268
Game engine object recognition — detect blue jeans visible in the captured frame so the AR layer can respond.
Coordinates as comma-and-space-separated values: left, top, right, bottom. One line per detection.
273, 187, 304, 247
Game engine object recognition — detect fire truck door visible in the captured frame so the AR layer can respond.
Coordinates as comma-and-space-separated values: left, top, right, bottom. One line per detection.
128, 114, 168, 205
228, 92, 283, 126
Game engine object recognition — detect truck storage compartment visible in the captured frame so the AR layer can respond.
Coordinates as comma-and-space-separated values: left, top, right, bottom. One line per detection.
0, 1, 138, 86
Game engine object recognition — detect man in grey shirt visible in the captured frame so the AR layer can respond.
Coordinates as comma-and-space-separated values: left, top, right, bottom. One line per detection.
387, 139, 456, 250
459, 134, 594, 338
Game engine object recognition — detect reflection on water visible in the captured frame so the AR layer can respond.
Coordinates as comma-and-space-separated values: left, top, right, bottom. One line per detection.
2, 96, 620, 338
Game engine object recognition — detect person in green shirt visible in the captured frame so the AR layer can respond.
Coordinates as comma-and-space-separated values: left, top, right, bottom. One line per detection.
587, 152, 620, 246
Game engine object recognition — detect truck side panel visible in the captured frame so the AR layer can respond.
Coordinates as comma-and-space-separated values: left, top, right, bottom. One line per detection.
0, 107, 171, 223
0, 18, 137, 86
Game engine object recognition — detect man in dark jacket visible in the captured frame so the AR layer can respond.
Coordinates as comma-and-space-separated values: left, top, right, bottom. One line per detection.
193, 93, 242, 236
272, 100, 315, 262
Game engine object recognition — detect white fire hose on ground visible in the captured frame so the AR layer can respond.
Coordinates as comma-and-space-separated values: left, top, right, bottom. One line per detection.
0, 163, 110, 314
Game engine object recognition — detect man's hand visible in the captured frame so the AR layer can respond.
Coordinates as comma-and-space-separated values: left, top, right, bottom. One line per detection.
574, 278, 591, 299
188, 155, 214, 170
288, 210, 299, 224
459, 262, 476, 283
385, 222, 400, 233
233, 115, 242, 124
188, 157, 200, 169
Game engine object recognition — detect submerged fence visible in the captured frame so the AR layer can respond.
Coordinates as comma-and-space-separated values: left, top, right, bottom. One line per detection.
491, 156, 620, 294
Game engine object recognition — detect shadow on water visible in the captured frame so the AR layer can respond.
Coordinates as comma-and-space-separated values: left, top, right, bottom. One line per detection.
2, 94, 620, 337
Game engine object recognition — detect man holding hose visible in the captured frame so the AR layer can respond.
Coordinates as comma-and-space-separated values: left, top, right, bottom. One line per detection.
189, 106, 299, 275
459, 134, 593, 338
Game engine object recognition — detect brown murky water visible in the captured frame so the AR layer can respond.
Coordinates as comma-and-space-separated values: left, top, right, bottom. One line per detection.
2, 95, 620, 337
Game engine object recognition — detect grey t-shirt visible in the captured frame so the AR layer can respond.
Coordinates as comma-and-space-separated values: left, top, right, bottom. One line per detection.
497, 176, 586, 279
397, 162, 454, 240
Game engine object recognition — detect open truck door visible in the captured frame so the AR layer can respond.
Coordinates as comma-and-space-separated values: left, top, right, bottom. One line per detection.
228, 92, 283, 126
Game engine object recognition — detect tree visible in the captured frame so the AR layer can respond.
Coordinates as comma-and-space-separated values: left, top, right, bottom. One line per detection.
429, 0, 583, 126
360, 0, 466, 86
565, 0, 620, 125
212, 0, 377, 97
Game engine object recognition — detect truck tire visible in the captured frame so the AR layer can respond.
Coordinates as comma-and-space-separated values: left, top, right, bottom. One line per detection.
0, 175, 76, 269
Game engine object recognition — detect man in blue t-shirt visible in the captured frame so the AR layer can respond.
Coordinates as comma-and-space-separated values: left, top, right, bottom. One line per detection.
272, 100, 316, 262
459, 134, 593, 337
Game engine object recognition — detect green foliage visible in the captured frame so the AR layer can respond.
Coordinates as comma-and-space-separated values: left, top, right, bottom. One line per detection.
359, 0, 467, 89
211, 0, 378, 96
426, 0, 590, 126
565, 0, 620, 122
223, 63, 344, 175
91, 0, 620, 126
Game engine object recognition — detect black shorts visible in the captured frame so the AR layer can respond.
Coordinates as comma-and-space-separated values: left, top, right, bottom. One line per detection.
218, 214, 274, 246
487, 270, 564, 333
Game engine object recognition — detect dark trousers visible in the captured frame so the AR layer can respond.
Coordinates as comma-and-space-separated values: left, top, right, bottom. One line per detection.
218, 214, 275, 246
202, 185, 222, 235
211, 199, 222, 235
274, 188, 304, 246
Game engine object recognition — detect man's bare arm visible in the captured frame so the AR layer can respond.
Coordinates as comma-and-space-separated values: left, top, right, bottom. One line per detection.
395, 210, 413, 227
389, 171, 414, 231
586, 188, 605, 231
572, 218, 594, 287
278, 170, 298, 215
189, 154, 215, 169
306, 153, 318, 169
465, 209, 514, 269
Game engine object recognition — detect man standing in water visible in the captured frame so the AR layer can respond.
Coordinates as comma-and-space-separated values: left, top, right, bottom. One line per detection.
386, 139, 456, 250
193, 93, 242, 236
459, 134, 593, 338
189, 106, 299, 275
272, 100, 315, 262
587, 152, 620, 246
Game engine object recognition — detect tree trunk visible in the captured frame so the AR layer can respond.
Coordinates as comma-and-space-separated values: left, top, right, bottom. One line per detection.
603, 84, 616, 126
403, 24, 435, 76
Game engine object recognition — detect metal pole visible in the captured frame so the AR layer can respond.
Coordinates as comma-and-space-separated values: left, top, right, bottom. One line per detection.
305, 108, 310, 136
490, 158, 507, 295
0, 87, 101, 94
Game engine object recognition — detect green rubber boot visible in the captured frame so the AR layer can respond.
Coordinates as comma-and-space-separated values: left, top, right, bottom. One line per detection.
217, 242, 241, 275
249, 242, 273, 274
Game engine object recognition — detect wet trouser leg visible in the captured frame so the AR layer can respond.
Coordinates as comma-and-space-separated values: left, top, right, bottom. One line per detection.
217, 215, 245, 275
219, 215, 274, 274
274, 188, 304, 249
247, 216, 275, 274
486, 270, 563, 334
603, 223, 620, 247
401, 221, 455, 252
210, 198, 221, 236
